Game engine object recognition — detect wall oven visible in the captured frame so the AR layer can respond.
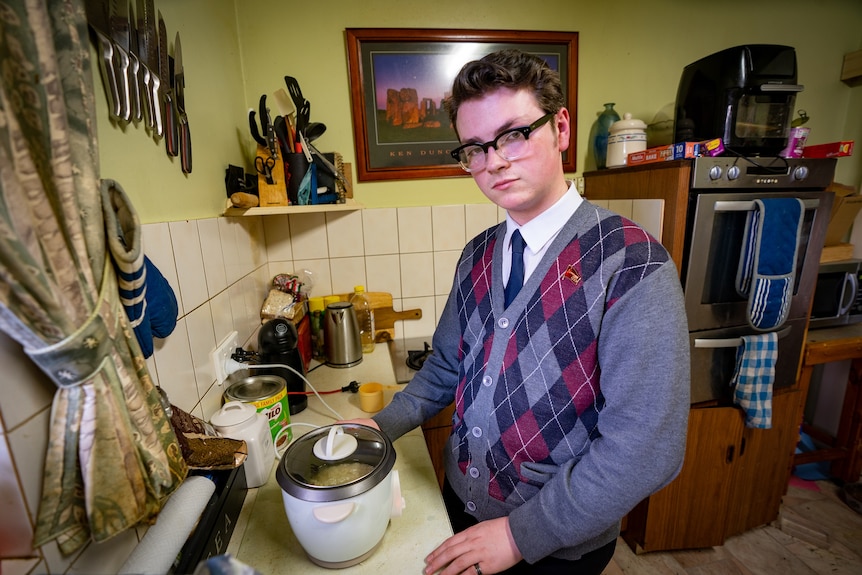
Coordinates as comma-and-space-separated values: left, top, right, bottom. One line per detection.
684, 157, 837, 404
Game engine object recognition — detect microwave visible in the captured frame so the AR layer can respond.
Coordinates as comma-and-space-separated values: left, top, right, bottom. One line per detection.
809, 259, 862, 329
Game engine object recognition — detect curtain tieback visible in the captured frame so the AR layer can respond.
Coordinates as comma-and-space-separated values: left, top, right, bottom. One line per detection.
25, 255, 120, 388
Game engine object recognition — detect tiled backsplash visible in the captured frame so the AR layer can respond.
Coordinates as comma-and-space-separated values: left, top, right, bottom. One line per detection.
0, 198, 661, 574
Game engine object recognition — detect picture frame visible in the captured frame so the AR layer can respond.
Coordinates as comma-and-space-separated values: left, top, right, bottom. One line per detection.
345, 28, 579, 182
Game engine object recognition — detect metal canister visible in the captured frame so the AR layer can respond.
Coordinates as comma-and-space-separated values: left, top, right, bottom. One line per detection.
224, 374, 292, 451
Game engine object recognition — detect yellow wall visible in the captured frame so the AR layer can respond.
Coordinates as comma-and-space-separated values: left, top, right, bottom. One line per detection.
96, 0, 862, 223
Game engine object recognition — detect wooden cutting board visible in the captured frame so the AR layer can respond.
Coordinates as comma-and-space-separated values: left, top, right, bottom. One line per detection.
332, 291, 421, 342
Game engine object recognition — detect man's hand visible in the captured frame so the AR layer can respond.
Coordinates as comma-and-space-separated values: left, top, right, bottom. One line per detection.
424, 517, 522, 575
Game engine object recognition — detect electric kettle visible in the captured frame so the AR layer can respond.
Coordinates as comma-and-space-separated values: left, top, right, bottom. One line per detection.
324, 301, 362, 367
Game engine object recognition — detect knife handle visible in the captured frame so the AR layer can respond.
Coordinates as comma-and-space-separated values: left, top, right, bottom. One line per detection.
93, 29, 122, 120
164, 91, 178, 157
179, 114, 192, 174
128, 53, 142, 123
150, 73, 162, 137
113, 43, 131, 122
140, 65, 153, 129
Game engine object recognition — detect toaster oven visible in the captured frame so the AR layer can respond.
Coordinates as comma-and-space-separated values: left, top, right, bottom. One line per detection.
809, 259, 862, 329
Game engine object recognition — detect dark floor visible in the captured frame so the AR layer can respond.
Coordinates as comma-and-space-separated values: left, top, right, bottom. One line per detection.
603, 478, 862, 575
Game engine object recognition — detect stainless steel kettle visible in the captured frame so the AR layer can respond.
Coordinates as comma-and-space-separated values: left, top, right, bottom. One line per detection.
324, 301, 362, 367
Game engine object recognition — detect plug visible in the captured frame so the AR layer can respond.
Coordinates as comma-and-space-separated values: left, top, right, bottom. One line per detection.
210, 331, 239, 386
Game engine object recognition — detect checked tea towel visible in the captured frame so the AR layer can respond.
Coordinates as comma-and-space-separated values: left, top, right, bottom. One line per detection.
731, 332, 778, 429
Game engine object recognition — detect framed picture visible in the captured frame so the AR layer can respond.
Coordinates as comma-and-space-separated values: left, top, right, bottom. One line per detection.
345, 28, 579, 182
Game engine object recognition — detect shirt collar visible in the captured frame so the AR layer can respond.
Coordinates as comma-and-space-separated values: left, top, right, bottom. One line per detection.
505, 181, 583, 252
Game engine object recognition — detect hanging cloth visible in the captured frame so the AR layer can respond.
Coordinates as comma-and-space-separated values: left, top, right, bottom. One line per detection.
731, 333, 778, 429
736, 198, 805, 331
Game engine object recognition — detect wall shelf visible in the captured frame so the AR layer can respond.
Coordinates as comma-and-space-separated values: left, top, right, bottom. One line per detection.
222, 198, 364, 216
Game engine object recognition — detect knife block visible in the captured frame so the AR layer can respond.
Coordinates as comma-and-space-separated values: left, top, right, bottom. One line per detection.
256, 145, 288, 207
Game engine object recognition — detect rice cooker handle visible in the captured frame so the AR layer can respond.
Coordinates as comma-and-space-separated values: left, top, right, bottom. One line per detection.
390, 469, 406, 518
312, 501, 356, 524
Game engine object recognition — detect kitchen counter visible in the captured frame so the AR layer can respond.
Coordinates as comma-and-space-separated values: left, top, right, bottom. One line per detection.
225, 344, 453, 573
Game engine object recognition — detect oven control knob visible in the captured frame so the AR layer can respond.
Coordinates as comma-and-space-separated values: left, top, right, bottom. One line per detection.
793, 166, 809, 181
727, 166, 740, 180
708, 165, 723, 180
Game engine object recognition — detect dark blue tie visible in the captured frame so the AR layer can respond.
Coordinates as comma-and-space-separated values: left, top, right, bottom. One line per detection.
505, 230, 525, 307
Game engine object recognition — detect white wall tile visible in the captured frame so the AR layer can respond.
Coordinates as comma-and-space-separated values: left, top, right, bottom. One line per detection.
0, 332, 53, 431
326, 210, 365, 258
362, 208, 399, 255
152, 317, 198, 412
433, 250, 461, 295
329, 256, 367, 295
245, 216, 268, 271
169, 220, 209, 313
142, 223, 183, 317
7, 410, 48, 533
401, 296, 437, 341
262, 215, 293, 262
400, 252, 435, 298
465, 203, 499, 240
608, 199, 633, 219
293, 258, 333, 297
233, 218, 257, 279
289, 213, 329, 259
198, 218, 227, 297
185, 302, 217, 396
68, 529, 138, 575
631, 199, 665, 241
210, 290, 236, 344
0, 558, 40, 575
365, 254, 402, 299
0, 429, 33, 557
397, 207, 432, 253
434, 295, 449, 327
432, 205, 466, 251
219, 217, 244, 286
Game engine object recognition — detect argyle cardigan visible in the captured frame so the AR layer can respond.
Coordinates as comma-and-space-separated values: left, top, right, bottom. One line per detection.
374, 200, 690, 563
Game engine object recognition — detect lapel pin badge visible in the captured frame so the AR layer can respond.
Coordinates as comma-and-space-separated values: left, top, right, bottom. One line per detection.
563, 264, 581, 285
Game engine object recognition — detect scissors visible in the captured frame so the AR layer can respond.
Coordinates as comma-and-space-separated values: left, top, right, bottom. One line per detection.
249, 94, 278, 159
255, 154, 276, 185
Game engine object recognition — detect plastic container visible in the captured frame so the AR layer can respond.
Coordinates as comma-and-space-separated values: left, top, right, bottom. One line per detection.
308, 296, 325, 360
349, 285, 375, 354
211, 401, 275, 488
607, 113, 647, 168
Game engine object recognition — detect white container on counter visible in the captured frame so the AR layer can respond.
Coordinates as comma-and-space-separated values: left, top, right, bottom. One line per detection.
211, 401, 275, 487
607, 113, 647, 168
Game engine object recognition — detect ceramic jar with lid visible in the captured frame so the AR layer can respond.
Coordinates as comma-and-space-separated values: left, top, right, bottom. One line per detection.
607, 113, 647, 168
211, 401, 275, 487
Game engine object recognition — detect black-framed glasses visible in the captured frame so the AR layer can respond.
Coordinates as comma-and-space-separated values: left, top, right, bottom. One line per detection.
449, 112, 556, 172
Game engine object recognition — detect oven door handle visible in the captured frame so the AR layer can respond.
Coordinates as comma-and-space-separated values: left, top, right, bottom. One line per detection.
694, 326, 791, 349
714, 199, 820, 213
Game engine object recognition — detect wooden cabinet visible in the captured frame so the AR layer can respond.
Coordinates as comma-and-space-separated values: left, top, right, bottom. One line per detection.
422, 403, 455, 489
624, 390, 800, 553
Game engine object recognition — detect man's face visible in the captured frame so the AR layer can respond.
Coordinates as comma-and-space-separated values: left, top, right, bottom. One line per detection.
454, 87, 570, 225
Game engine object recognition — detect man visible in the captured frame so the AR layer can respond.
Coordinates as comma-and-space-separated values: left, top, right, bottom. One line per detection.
354, 49, 690, 575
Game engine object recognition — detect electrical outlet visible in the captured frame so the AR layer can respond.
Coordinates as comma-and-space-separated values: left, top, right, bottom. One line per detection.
211, 331, 238, 386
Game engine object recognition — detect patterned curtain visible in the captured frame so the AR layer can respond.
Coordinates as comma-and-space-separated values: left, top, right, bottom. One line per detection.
0, 0, 186, 554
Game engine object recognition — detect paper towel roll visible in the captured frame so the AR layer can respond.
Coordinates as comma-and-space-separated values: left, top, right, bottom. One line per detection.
120, 475, 216, 575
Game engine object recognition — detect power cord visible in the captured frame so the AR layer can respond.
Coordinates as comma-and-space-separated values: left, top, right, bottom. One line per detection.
225, 358, 345, 421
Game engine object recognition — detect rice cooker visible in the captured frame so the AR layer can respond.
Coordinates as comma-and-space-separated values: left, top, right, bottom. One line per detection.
275, 423, 405, 568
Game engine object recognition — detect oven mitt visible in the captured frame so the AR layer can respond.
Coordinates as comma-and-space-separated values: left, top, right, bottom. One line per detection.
735, 198, 804, 331
731, 333, 777, 429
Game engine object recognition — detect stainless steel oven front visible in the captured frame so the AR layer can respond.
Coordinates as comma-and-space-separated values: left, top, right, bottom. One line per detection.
682, 157, 837, 404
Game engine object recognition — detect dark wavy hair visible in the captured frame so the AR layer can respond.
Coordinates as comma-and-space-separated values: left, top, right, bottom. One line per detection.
444, 49, 565, 131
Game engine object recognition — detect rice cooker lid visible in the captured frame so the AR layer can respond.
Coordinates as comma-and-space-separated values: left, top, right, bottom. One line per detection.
276, 423, 395, 502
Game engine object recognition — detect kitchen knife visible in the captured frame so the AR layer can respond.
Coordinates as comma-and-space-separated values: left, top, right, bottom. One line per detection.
108, 0, 133, 122
85, 0, 122, 120
138, 0, 161, 136
174, 32, 192, 174
159, 13, 177, 156
126, 2, 143, 123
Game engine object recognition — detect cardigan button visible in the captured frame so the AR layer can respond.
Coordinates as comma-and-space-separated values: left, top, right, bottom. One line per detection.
498, 317, 509, 328
466, 501, 477, 512
469, 467, 480, 478
482, 375, 492, 386
472, 427, 482, 438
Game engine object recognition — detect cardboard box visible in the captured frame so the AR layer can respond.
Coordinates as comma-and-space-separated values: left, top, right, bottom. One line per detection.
824, 182, 862, 245
802, 140, 854, 159
626, 140, 714, 166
